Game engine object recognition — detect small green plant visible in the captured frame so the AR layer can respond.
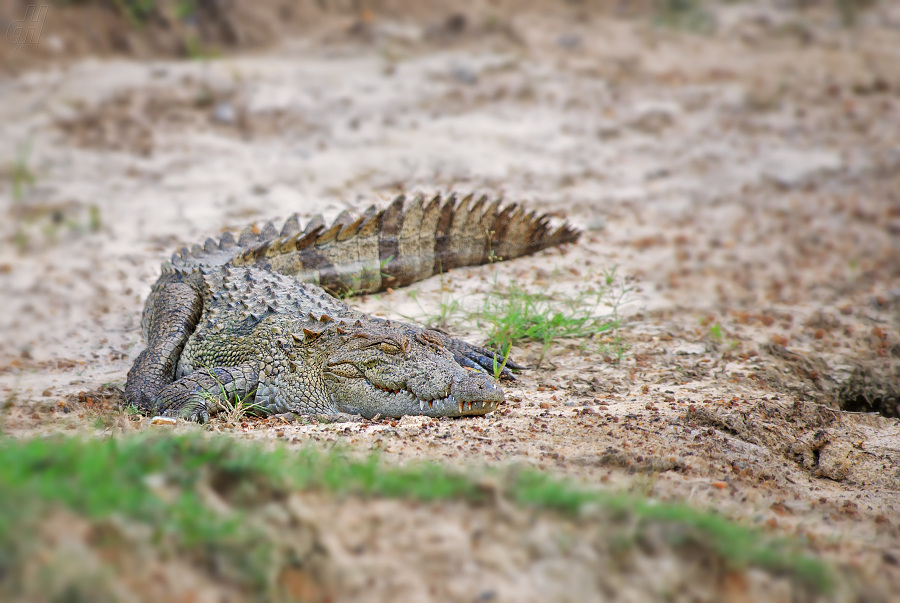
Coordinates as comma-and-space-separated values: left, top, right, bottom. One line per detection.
6, 140, 100, 251
598, 335, 630, 364
88, 204, 102, 232
13, 229, 29, 253
184, 33, 212, 60
400, 265, 631, 369
708, 323, 723, 341
485, 229, 502, 265
216, 390, 264, 423
406, 268, 468, 330
8, 141, 35, 202
111, 0, 158, 27
491, 341, 512, 380
124, 405, 140, 416
476, 267, 630, 368
175, 0, 198, 20
199, 368, 264, 423
0, 391, 17, 435
653, 0, 714, 33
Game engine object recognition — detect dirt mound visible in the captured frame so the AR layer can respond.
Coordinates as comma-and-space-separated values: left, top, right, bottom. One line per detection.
686, 398, 900, 491
838, 360, 900, 418
1, 0, 324, 72
760, 339, 900, 419
1, 0, 527, 74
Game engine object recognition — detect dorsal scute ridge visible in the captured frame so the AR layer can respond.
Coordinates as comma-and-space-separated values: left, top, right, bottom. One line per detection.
332, 210, 353, 229
296, 226, 323, 251
167, 193, 580, 274
304, 214, 325, 235
219, 231, 237, 249
280, 213, 300, 237
238, 226, 258, 247
260, 220, 278, 240
469, 194, 488, 220
315, 220, 343, 246
337, 214, 365, 242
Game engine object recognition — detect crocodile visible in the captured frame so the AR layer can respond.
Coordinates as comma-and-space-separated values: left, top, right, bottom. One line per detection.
124, 193, 579, 422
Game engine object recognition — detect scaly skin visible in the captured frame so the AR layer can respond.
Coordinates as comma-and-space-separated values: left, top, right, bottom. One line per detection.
125, 193, 579, 421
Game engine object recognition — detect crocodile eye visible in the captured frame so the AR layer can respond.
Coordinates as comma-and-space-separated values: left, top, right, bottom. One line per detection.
379, 342, 402, 354
328, 363, 364, 378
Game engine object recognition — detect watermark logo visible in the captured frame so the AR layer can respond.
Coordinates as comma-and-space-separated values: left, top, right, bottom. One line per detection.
7, 5, 49, 51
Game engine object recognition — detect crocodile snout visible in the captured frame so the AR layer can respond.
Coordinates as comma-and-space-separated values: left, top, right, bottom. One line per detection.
450, 371, 505, 404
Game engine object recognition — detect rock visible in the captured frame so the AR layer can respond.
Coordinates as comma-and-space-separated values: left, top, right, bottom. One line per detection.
673, 343, 706, 355
596, 122, 621, 139
628, 101, 681, 134
450, 65, 478, 85
444, 13, 467, 35
815, 440, 852, 481
587, 216, 606, 231
377, 21, 424, 44
212, 101, 236, 125
557, 34, 581, 50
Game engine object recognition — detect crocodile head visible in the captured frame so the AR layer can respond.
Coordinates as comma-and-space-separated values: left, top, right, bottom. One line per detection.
281, 319, 504, 419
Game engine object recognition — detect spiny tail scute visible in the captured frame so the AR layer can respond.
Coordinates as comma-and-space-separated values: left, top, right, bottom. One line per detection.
168, 193, 580, 295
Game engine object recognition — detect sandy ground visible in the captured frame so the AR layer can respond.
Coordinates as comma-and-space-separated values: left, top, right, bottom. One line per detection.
2, 1, 900, 600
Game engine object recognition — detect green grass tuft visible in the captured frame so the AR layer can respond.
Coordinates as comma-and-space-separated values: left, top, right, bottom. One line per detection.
8, 141, 36, 202
406, 266, 630, 368
508, 469, 830, 587
476, 267, 629, 368
0, 433, 833, 598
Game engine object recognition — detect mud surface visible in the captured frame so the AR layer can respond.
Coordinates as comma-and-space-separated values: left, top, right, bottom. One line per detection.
2, 1, 900, 600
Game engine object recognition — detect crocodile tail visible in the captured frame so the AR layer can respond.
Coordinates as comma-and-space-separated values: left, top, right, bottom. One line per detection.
171, 193, 579, 295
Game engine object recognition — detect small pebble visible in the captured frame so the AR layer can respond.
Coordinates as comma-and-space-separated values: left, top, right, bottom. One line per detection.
213, 102, 236, 124
557, 34, 581, 50
450, 65, 478, 85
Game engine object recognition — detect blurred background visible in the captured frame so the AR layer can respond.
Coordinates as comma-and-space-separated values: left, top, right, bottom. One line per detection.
1, 0, 897, 363
1, 1, 899, 600
1, 0, 897, 401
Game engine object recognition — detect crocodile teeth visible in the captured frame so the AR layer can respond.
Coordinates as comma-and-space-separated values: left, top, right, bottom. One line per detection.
429, 400, 434, 409
458, 401, 464, 414
420, 400, 424, 411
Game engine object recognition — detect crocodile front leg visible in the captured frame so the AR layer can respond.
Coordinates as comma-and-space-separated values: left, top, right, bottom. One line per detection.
153, 363, 259, 423
411, 327, 525, 379
444, 337, 525, 379
125, 282, 203, 412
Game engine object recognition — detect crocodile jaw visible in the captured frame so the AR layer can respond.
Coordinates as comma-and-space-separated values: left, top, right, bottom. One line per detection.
327, 374, 504, 419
